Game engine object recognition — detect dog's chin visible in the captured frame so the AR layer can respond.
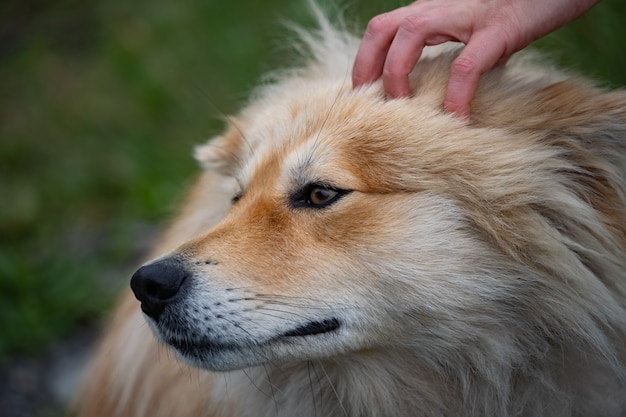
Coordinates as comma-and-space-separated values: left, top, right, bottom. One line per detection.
148, 316, 343, 372
166, 337, 260, 372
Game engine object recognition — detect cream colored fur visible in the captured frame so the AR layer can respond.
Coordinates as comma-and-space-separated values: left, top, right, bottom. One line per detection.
75, 9, 626, 417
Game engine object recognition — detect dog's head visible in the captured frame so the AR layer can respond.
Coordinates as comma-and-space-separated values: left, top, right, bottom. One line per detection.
131, 30, 626, 373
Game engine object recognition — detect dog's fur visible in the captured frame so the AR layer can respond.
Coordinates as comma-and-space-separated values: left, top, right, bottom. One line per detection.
75, 11, 626, 417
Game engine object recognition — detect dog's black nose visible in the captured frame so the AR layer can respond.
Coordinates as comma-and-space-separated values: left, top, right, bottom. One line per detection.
130, 257, 189, 320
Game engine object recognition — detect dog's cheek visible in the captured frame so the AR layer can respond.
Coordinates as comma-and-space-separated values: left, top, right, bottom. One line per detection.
345, 193, 517, 309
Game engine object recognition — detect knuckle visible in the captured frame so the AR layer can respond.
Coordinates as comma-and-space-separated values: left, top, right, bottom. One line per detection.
365, 13, 395, 37
351, 66, 368, 85
382, 67, 400, 80
444, 97, 463, 111
383, 62, 410, 79
450, 55, 479, 78
399, 14, 429, 34
382, 66, 410, 97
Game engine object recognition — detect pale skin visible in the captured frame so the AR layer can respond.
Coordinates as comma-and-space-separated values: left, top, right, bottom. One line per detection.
352, 0, 600, 118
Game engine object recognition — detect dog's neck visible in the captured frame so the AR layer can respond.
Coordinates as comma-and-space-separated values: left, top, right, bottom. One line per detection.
211, 349, 437, 417
210, 346, 529, 417
207, 344, 624, 417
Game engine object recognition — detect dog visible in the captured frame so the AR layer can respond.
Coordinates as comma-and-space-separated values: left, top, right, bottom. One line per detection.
74, 10, 626, 417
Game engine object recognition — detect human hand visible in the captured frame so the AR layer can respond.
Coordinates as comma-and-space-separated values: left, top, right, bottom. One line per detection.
352, 0, 599, 118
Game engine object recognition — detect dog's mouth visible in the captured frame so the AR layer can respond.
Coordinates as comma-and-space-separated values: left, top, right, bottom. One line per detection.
165, 318, 341, 357
167, 337, 239, 356
281, 318, 341, 337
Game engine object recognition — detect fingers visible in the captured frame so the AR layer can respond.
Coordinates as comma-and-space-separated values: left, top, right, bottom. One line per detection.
353, 0, 598, 119
352, 10, 405, 88
353, 2, 474, 98
443, 29, 508, 118
381, 14, 430, 97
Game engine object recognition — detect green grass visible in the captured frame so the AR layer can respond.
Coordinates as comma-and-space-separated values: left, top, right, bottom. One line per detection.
0, 0, 625, 362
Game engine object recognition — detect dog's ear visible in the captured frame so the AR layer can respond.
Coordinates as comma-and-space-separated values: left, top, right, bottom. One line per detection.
194, 120, 245, 177
473, 73, 626, 141
473, 76, 626, 254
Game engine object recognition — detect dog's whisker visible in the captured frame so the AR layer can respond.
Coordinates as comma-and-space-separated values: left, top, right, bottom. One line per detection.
261, 363, 280, 417
253, 293, 356, 309
306, 360, 319, 417
252, 311, 304, 324
240, 367, 273, 399
317, 360, 349, 417
226, 116, 255, 161
256, 300, 351, 311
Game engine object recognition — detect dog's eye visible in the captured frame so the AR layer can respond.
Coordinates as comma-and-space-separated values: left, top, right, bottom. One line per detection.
309, 186, 338, 206
291, 184, 350, 209
232, 179, 244, 205
231, 191, 243, 205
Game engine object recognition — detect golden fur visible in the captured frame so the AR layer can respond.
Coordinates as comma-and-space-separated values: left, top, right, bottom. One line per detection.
75, 11, 626, 417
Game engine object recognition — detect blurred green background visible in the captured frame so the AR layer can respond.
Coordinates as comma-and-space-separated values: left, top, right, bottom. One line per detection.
0, 0, 624, 412
0, 0, 390, 363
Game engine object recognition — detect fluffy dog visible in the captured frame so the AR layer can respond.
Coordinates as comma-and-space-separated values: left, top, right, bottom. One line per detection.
75, 12, 626, 417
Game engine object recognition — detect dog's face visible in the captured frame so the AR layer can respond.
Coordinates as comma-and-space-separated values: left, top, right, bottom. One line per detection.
131, 81, 530, 371
130, 72, 626, 373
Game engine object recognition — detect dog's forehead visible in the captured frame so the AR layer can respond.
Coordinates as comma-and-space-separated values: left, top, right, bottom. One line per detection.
233, 85, 477, 194
233, 91, 367, 189
238, 124, 356, 192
